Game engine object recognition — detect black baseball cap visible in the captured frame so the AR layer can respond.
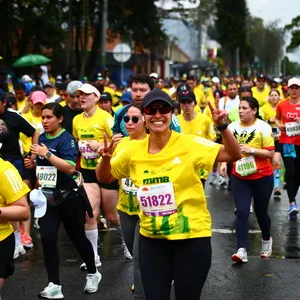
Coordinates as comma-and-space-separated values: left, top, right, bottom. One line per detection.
100, 92, 112, 101
176, 83, 191, 93
142, 88, 174, 108
178, 90, 196, 103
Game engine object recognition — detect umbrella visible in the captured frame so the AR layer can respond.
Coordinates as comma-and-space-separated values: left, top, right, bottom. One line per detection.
13, 54, 51, 68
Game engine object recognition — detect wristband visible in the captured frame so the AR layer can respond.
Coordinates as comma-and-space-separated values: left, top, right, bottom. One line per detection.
216, 124, 228, 131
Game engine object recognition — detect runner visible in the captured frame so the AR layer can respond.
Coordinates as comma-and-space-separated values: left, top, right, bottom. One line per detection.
0, 89, 39, 258
275, 77, 300, 217
72, 83, 115, 269
251, 74, 270, 107
97, 88, 241, 300
28, 102, 101, 298
96, 102, 146, 299
262, 90, 282, 196
0, 158, 30, 300
221, 97, 274, 263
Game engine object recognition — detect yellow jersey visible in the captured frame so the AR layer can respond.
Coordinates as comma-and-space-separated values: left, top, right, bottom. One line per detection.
110, 132, 221, 240
73, 107, 113, 170
17, 98, 27, 113
0, 158, 30, 241
261, 102, 280, 140
251, 86, 270, 107
114, 137, 140, 216
20, 113, 44, 154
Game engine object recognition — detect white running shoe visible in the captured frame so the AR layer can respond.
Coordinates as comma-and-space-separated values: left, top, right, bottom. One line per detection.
123, 245, 133, 260
260, 237, 273, 258
13, 244, 26, 259
231, 247, 248, 263
84, 271, 102, 294
80, 255, 102, 271
38, 282, 64, 299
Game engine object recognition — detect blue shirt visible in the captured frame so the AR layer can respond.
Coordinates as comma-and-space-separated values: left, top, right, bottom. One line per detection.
112, 105, 181, 136
36, 129, 78, 187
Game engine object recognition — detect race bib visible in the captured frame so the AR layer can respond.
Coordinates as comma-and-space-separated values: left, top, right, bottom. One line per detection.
121, 178, 137, 196
235, 156, 257, 177
286, 122, 300, 137
137, 182, 178, 217
78, 140, 99, 159
36, 166, 57, 188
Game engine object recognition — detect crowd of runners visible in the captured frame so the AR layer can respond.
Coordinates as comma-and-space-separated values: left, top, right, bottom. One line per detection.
0, 69, 300, 300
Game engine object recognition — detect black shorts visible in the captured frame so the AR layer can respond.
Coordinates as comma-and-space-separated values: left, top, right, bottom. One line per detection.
0, 233, 15, 279
274, 140, 281, 153
80, 168, 119, 190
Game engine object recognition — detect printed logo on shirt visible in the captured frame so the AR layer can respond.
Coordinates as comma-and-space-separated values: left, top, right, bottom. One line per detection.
143, 176, 170, 185
287, 112, 298, 120
171, 157, 181, 165
233, 129, 256, 144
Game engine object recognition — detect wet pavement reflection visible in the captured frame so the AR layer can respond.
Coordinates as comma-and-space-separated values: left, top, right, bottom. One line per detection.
3, 184, 300, 300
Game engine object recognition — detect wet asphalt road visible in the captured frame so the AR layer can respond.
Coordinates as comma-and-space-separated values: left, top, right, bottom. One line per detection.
3, 183, 300, 300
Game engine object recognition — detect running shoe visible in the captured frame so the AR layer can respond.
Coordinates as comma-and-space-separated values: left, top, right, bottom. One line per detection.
38, 282, 64, 299
231, 248, 248, 263
274, 189, 281, 196
260, 237, 273, 258
289, 203, 298, 216
13, 244, 26, 259
80, 255, 102, 271
124, 245, 133, 260
21, 234, 33, 248
84, 271, 102, 294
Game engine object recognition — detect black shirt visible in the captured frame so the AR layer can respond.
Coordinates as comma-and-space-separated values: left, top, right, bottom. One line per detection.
62, 105, 83, 135
0, 108, 36, 159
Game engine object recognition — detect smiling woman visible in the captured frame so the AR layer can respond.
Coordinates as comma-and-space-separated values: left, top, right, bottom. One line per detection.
97, 88, 241, 300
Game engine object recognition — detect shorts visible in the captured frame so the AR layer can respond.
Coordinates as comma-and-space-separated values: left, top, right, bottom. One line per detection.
274, 140, 281, 153
0, 233, 15, 279
80, 168, 119, 190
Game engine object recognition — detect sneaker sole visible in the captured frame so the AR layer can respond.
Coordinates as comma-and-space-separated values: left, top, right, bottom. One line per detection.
23, 243, 34, 249
38, 293, 64, 299
260, 253, 272, 258
289, 209, 298, 216
231, 254, 248, 263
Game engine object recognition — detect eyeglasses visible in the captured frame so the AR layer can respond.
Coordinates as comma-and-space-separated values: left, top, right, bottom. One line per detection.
143, 104, 172, 115
124, 115, 140, 123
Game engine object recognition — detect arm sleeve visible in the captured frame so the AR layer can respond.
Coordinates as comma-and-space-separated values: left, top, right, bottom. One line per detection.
59, 136, 78, 165
18, 114, 36, 137
0, 162, 30, 204
192, 136, 221, 172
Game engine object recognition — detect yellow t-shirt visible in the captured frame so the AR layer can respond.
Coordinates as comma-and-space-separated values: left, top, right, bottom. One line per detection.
115, 137, 140, 216
0, 158, 30, 241
251, 86, 270, 107
20, 113, 44, 155
17, 98, 27, 113
261, 102, 280, 140
110, 132, 221, 240
73, 107, 113, 170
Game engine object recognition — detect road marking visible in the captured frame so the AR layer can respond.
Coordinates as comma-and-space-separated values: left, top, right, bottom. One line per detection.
212, 229, 261, 234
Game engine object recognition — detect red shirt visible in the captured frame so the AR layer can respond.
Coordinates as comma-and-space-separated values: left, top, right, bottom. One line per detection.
276, 99, 300, 145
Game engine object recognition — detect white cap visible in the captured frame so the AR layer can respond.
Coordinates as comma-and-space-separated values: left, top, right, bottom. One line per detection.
29, 189, 47, 218
149, 72, 159, 79
288, 78, 300, 88
273, 77, 281, 83
77, 83, 100, 98
211, 76, 220, 84
22, 75, 33, 82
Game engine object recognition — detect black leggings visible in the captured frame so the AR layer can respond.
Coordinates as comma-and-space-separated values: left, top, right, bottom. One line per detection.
39, 195, 96, 284
231, 175, 273, 249
280, 144, 300, 203
139, 235, 211, 300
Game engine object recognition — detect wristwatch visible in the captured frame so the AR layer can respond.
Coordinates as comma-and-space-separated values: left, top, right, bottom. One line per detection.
45, 151, 52, 159
250, 148, 255, 154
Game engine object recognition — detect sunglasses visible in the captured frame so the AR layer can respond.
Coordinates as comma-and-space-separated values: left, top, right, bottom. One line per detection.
143, 104, 172, 115
124, 115, 140, 123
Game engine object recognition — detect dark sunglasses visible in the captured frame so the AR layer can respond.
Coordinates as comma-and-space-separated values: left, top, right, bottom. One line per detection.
124, 115, 140, 123
143, 104, 172, 115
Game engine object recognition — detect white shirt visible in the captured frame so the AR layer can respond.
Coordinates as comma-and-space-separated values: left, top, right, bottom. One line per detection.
218, 95, 240, 113
46, 94, 60, 103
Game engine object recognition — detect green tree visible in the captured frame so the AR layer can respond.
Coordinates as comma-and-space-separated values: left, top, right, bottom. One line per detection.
215, 0, 250, 74
285, 15, 300, 52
